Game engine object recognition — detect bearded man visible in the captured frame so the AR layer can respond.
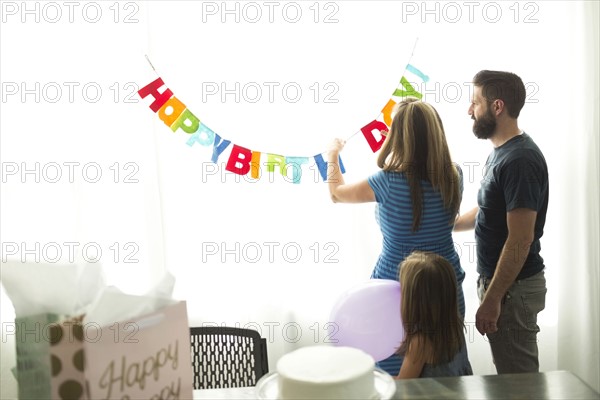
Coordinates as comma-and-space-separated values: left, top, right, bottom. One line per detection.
454, 70, 549, 374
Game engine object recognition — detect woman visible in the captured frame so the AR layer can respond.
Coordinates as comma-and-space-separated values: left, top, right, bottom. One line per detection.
327, 98, 465, 375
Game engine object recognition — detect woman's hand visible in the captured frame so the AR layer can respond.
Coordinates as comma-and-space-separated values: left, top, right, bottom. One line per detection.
325, 137, 376, 204
328, 138, 346, 155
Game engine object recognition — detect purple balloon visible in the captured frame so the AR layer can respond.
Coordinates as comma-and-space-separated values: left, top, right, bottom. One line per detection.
329, 279, 404, 362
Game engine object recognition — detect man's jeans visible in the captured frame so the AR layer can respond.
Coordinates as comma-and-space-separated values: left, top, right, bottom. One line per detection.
477, 270, 547, 374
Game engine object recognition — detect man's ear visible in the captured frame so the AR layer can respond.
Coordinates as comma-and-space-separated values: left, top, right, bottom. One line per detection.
494, 99, 505, 116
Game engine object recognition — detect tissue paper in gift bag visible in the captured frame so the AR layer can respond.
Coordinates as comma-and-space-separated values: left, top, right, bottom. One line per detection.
83, 301, 194, 400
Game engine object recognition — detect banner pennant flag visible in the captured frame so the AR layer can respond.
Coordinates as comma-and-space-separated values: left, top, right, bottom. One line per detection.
138, 42, 429, 184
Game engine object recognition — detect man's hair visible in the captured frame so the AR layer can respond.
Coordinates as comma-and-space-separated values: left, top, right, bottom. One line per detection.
473, 70, 526, 118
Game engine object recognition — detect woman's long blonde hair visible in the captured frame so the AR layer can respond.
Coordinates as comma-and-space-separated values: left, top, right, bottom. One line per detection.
377, 98, 461, 232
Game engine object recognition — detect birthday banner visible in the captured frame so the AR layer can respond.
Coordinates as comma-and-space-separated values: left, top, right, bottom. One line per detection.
137, 63, 429, 184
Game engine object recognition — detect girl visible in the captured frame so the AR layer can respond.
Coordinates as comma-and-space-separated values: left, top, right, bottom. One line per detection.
396, 251, 473, 379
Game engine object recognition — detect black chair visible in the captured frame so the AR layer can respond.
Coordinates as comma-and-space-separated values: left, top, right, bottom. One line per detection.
189, 326, 269, 389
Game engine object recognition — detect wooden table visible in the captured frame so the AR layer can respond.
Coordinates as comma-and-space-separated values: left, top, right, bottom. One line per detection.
193, 370, 599, 399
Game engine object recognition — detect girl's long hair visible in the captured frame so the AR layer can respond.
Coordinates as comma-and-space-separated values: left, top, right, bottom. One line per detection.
377, 98, 461, 232
397, 251, 465, 365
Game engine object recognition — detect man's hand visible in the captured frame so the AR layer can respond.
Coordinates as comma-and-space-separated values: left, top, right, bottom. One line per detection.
476, 298, 501, 335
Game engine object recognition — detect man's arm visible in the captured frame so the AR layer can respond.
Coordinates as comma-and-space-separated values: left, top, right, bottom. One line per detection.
475, 208, 537, 334
454, 206, 479, 231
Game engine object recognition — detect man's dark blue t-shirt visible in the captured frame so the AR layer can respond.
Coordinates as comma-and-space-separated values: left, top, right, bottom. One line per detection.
475, 132, 549, 280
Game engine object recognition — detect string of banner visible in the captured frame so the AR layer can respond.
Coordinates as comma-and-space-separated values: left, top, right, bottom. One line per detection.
137, 44, 429, 184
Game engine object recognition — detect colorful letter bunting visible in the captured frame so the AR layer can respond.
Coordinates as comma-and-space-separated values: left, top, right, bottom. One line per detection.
138, 64, 428, 184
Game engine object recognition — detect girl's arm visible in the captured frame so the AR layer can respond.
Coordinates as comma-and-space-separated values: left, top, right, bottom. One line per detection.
396, 337, 429, 379
327, 138, 376, 203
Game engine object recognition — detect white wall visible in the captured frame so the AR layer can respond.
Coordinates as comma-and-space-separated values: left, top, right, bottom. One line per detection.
1, 1, 598, 398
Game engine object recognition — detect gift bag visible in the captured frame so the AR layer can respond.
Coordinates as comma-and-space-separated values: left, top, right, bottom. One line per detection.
48, 315, 87, 399
47, 301, 194, 400
2, 262, 193, 400
85, 301, 193, 400
14, 313, 63, 399
2, 262, 105, 399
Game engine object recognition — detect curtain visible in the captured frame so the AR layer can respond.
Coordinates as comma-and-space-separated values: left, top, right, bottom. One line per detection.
0, 6, 166, 397
556, 1, 600, 392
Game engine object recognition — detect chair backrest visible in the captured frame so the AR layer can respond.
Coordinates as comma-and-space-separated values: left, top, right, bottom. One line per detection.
189, 326, 269, 389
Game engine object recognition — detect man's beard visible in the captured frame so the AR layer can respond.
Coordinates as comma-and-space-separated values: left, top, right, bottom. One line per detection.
472, 107, 496, 139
